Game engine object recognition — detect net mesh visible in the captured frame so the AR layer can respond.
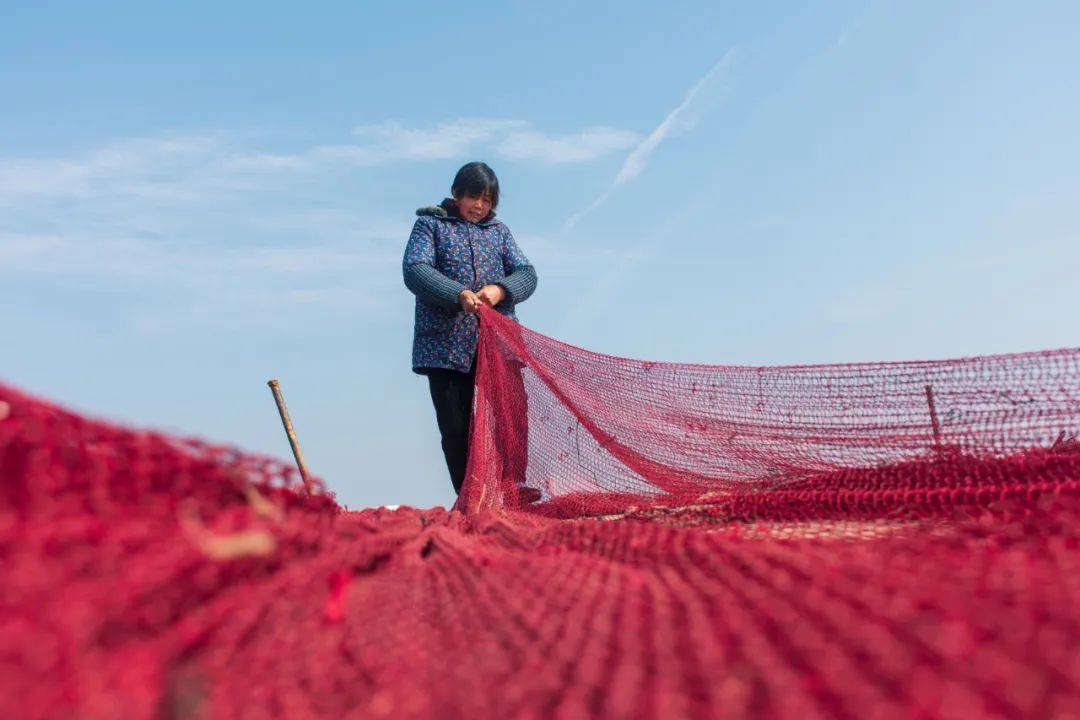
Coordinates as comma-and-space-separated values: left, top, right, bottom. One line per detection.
459, 305, 1080, 518
2, 305, 1079, 719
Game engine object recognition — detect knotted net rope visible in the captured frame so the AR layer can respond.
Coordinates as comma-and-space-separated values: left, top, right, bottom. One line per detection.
2, 306, 1078, 718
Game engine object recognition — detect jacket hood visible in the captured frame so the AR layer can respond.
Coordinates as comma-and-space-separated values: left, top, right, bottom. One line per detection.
416, 197, 498, 226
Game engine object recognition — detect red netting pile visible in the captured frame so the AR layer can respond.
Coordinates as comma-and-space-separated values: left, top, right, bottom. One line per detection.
2, 304, 1079, 719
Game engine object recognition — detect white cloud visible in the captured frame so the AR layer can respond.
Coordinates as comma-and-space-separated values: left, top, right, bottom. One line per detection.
222, 118, 638, 172
0, 136, 222, 199
351, 118, 528, 161
0, 117, 641, 322
0, 118, 638, 204
0, 231, 395, 280
223, 152, 310, 172
496, 126, 641, 164
0, 233, 67, 264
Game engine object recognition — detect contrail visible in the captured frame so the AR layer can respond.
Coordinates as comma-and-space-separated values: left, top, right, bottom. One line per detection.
562, 48, 737, 233
557, 50, 738, 336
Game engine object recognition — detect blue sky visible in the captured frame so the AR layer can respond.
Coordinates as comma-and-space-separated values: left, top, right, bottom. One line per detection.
3, 1, 1078, 509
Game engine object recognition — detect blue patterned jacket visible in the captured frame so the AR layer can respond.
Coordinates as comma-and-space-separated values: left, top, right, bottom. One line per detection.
403, 198, 538, 374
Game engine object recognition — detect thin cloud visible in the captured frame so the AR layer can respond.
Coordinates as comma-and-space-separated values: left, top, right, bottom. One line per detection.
615, 50, 736, 185
563, 49, 737, 231
0, 136, 222, 199
242, 118, 528, 170
557, 51, 739, 335
352, 118, 528, 160
0, 117, 643, 326
0, 231, 396, 279
224, 152, 309, 172
223, 118, 637, 172
496, 127, 641, 164
0, 118, 638, 201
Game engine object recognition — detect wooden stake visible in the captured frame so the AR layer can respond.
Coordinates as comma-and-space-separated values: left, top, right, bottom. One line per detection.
267, 379, 312, 492
924, 384, 944, 459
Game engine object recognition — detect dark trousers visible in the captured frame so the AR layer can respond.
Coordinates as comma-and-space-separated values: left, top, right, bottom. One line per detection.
426, 356, 478, 495
426, 354, 529, 496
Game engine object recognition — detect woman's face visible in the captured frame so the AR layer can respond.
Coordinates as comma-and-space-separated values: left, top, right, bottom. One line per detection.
454, 191, 492, 223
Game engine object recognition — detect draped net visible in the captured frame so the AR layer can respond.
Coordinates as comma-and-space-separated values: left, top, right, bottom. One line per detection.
460, 305, 1079, 519
2, 304, 1078, 718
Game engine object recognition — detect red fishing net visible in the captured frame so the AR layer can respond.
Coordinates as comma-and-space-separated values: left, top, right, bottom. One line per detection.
460, 305, 1080, 518
2, 305, 1078, 719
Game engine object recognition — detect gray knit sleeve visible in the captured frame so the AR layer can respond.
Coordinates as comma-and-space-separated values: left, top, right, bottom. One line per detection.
403, 262, 465, 311
402, 216, 466, 311
496, 265, 538, 305
497, 225, 538, 305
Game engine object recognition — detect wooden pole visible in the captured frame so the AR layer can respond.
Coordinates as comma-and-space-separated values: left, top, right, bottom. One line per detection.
267, 379, 312, 492
924, 384, 944, 459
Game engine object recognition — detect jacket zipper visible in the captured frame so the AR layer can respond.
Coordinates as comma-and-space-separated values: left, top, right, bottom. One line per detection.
467, 224, 477, 288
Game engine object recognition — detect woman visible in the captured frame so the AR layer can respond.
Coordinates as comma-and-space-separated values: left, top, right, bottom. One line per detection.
402, 161, 538, 495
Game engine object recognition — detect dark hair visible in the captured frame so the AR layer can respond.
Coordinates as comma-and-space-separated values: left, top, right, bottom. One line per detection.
451, 162, 500, 209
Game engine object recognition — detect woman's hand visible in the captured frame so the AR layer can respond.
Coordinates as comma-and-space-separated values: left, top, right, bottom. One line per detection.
458, 288, 482, 313
476, 284, 506, 307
